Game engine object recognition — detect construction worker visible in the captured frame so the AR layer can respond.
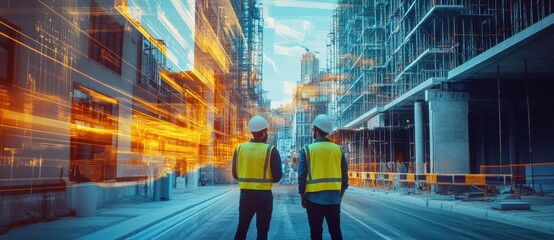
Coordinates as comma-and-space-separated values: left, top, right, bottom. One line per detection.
298, 114, 348, 240
232, 115, 282, 240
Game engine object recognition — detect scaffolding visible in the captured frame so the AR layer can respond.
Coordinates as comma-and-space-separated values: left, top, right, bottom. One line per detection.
196, 0, 266, 170
329, 0, 554, 177
236, 0, 265, 115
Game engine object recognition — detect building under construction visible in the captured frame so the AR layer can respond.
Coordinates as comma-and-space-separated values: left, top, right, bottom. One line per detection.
199, 0, 266, 182
329, 0, 554, 192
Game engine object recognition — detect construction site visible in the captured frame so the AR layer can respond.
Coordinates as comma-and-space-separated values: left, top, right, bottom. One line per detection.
2, 0, 554, 238
326, 0, 554, 194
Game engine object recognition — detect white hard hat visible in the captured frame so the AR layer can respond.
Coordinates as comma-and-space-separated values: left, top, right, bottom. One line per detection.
313, 114, 333, 134
248, 115, 268, 132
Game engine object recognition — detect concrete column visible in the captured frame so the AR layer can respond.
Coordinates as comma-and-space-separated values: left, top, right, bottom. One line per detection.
187, 168, 198, 192
75, 183, 97, 217
508, 103, 519, 166
425, 90, 469, 174
479, 111, 487, 168
414, 101, 424, 175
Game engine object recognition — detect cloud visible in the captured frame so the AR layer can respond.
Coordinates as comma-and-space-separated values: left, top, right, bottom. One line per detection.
274, 22, 304, 42
274, 44, 305, 56
265, 17, 276, 28
302, 20, 312, 31
264, 55, 279, 72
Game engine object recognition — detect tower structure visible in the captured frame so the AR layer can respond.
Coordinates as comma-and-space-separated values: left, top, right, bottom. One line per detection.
300, 50, 320, 84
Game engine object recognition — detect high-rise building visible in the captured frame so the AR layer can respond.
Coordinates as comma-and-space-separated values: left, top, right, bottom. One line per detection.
293, 75, 331, 151
300, 50, 320, 84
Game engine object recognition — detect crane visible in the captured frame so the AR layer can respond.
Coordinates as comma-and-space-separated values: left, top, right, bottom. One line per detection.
300, 45, 320, 54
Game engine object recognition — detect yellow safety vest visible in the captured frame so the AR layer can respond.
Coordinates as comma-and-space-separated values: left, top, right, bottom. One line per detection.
305, 141, 342, 192
236, 142, 274, 190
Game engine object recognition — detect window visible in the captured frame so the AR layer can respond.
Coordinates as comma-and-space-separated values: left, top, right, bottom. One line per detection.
70, 85, 118, 182
88, 1, 123, 75
0, 17, 16, 86
137, 36, 165, 90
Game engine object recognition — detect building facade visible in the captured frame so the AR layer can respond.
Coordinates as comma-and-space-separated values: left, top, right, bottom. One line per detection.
300, 49, 320, 84
0, 0, 265, 228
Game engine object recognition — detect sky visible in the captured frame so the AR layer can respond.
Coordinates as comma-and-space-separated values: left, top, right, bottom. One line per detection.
262, 0, 337, 109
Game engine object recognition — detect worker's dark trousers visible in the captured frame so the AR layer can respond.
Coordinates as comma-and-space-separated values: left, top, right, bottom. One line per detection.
234, 190, 273, 240
306, 200, 342, 240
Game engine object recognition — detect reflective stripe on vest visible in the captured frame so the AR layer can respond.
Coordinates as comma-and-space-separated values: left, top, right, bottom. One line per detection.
236, 142, 273, 190
305, 142, 342, 192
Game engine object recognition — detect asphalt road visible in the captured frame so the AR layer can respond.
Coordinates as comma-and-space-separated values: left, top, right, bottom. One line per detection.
186, 184, 553, 240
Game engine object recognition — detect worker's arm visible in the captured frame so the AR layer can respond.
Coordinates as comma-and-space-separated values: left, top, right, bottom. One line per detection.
298, 147, 308, 208
231, 148, 238, 181
270, 147, 282, 183
340, 147, 349, 198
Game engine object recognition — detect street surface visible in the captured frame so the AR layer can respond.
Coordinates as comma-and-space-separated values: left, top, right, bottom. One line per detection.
186, 184, 553, 240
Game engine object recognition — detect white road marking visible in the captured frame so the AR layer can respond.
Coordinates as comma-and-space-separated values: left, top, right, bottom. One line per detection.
342, 209, 392, 240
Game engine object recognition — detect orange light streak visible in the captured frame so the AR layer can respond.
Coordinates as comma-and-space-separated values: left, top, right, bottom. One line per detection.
159, 71, 184, 93
195, 13, 231, 72
1, 0, 264, 184
192, 65, 216, 91
185, 88, 218, 113
1, 110, 70, 135
72, 124, 118, 136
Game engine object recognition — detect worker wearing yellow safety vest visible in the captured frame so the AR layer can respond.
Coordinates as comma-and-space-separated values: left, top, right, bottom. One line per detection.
298, 114, 348, 240
232, 115, 282, 240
